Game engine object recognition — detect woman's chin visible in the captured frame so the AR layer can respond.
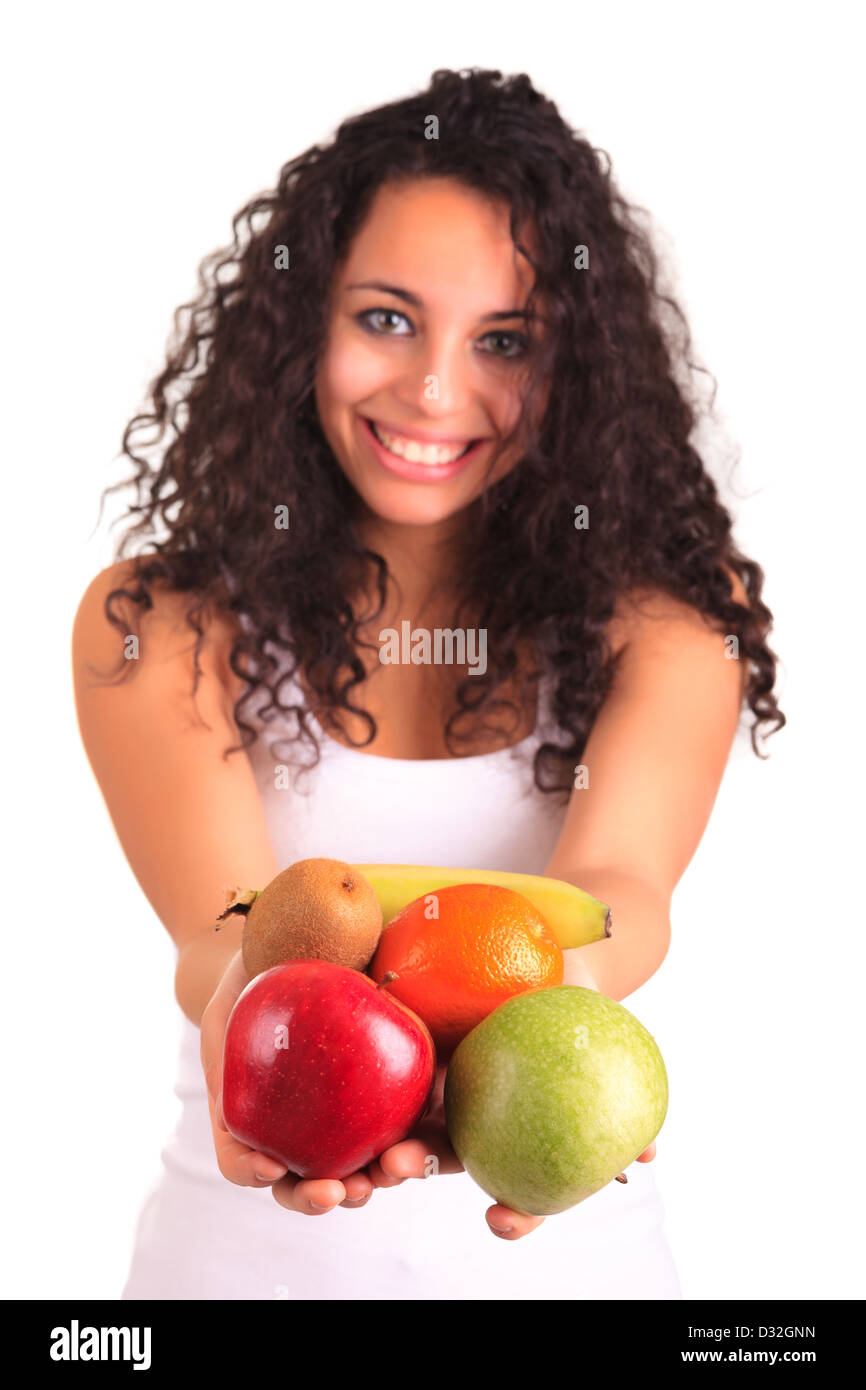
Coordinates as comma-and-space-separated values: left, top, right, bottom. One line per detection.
350, 475, 474, 529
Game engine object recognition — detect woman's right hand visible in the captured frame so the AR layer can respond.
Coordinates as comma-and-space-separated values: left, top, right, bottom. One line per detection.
200, 948, 384, 1213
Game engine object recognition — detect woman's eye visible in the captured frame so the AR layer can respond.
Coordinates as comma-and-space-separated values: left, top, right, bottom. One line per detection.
357, 308, 412, 335
479, 331, 529, 359
356, 310, 528, 359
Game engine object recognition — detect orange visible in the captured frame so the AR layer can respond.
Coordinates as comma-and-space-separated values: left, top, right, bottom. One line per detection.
368, 883, 563, 1059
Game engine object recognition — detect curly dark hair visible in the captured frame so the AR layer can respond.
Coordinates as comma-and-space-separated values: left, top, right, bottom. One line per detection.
92, 66, 785, 801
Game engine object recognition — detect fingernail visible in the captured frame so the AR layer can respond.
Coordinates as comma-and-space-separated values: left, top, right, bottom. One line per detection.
309, 1202, 331, 1211
489, 1223, 512, 1235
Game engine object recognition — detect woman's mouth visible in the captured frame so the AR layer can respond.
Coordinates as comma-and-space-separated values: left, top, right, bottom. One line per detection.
368, 418, 476, 464
357, 415, 489, 483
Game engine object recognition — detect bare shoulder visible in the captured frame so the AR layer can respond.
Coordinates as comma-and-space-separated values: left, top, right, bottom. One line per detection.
604, 565, 749, 658
71, 562, 281, 955
72, 558, 244, 720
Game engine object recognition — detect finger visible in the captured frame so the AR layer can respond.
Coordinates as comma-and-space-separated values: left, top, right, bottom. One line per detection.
339, 1170, 375, 1205
204, 1077, 288, 1187
212, 1123, 289, 1188
272, 1175, 348, 1215
340, 1191, 373, 1208
377, 1131, 464, 1180
486, 1202, 546, 1240
424, 1062, 448, 1117
366, 1157, 407, 1190
636, 1142, 657, 1162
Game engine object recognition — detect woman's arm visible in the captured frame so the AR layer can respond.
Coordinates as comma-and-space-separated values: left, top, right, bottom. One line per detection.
71, 560, 281, 971
72, 562, 382, 1212
175, 914, 247, 1026
545, 573, 749, 1000
557, 870, 671, 998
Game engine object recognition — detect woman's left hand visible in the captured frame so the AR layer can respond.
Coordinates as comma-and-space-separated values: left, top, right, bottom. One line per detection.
471, 950, 657, 1239
371, 1061, 554, 1240
369, 951, 656, 1240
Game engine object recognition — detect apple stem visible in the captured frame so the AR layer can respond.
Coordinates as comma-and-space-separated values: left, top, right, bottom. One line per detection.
615, 1173, 628, 1184
378, 971, 399, 989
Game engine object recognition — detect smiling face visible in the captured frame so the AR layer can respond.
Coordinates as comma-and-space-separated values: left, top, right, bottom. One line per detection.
314, 177, 543, 530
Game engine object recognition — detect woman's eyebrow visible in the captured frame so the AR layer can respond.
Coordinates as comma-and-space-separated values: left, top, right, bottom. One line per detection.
345, 280, 530, 321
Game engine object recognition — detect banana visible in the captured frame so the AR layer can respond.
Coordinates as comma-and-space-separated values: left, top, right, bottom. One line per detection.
352, 864, 612, 950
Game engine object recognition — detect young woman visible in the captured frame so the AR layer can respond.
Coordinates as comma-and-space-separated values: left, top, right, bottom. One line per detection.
72, 68, 784, 1300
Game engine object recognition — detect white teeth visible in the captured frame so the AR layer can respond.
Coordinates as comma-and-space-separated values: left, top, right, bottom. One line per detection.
371, 420, 471, 465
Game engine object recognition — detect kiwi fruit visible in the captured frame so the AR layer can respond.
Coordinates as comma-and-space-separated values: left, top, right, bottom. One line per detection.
241, 858, 383, 978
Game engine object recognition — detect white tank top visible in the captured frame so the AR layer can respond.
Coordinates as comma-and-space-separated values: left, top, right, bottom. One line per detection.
120, 643, 682, 1300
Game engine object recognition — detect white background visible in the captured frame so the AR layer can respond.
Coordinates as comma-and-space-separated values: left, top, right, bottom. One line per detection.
2, 0, 863, 1301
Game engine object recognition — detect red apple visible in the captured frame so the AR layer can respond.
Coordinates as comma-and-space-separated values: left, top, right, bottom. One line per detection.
221, 959, 437, 1179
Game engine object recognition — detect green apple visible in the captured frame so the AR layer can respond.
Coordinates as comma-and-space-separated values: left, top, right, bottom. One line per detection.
443, 986, 668, 1216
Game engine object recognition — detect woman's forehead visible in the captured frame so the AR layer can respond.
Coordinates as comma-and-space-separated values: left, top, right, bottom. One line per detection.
336, 178, 538, 309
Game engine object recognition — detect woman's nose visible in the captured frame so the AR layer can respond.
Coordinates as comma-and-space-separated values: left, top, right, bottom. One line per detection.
405, 336, 474, 414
